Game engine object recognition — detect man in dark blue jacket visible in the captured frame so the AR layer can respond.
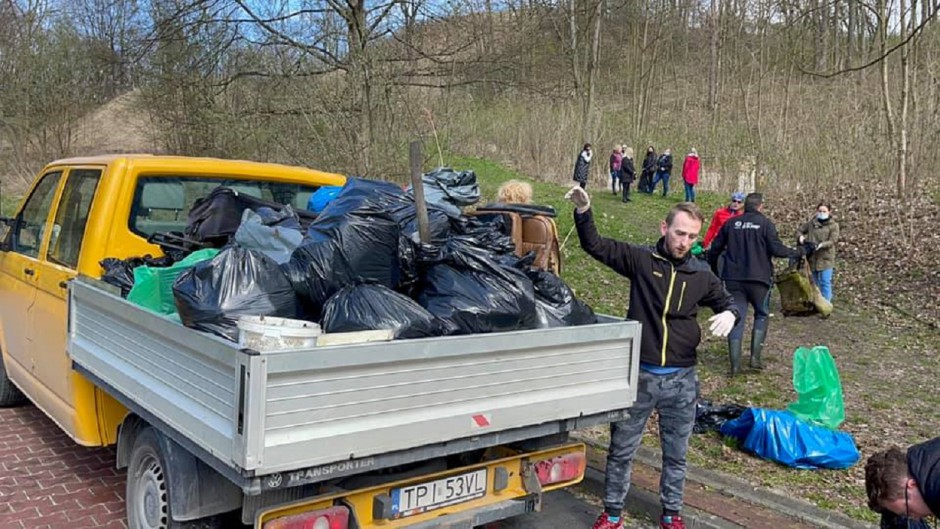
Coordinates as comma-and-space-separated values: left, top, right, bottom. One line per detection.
707, 192, 803, 375
566, 186, 738, 529
866, 437, 940, 528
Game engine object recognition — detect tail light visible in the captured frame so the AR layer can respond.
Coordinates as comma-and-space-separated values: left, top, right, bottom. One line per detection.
533, 452, 586, 485
263, 505, 349, 529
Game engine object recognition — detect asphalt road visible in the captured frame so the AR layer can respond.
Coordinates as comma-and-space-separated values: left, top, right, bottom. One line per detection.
496, 487, 643, 529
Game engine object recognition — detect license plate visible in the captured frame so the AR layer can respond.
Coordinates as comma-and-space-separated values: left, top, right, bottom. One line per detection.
390, 468, 488, 517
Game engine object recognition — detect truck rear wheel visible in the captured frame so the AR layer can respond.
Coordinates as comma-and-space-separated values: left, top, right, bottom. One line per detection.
126, 427, 221, 529
0, 352, 26, 407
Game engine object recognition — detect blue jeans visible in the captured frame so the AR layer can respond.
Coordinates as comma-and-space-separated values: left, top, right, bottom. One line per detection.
610, 170, 621, 193
684, 182, 695, 202
813, 268, 834, 302
604, 368, 697, 515
652, 171, 670, 195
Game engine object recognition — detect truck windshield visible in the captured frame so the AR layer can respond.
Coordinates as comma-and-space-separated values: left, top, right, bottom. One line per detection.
130, 176, 320, 237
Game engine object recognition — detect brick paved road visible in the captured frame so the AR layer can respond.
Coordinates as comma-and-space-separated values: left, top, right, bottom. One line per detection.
0, 405, 127, 529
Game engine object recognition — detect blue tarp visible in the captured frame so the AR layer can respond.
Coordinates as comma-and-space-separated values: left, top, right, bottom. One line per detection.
720, 408, 860, 469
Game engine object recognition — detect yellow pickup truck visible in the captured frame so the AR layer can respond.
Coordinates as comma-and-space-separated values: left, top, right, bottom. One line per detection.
0, 154, 640, 529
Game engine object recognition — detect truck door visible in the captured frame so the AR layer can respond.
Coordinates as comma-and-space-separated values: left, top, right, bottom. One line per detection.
31, 168, 103, 442
0, 171, 63, 388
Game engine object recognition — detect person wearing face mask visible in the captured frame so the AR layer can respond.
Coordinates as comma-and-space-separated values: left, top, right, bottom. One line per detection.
797, 202, 840, 303
866, 437, 940, 529
565, 186, 739, 529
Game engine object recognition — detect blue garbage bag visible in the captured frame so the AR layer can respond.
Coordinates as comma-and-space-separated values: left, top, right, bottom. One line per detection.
720, 408, 860, 469
307, 185, 343, 213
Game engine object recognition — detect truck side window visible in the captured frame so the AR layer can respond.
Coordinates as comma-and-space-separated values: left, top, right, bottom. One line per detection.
47, 169, 102, 269
12, 171, 63, 258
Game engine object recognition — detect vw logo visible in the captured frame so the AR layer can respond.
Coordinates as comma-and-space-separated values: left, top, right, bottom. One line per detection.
267, 473, 283, 489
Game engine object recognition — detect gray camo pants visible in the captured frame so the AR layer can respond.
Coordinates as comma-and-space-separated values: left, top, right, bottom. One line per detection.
603, 367, 698, 514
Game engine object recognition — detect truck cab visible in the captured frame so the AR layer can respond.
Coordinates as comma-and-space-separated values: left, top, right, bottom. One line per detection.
0, 155, 344, 441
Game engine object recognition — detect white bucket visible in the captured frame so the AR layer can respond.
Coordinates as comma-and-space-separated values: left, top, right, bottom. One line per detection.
237, 315, 321, 352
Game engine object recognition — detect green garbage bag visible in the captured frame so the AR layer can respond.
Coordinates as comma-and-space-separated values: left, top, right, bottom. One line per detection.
787, 346, 845, 429
127, 249, 219, 315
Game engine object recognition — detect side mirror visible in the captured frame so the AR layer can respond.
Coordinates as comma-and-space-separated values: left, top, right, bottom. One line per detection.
0, 217, 13, 251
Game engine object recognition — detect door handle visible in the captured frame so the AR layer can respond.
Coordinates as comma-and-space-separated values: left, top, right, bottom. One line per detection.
59, 280, 68, 289
24, 268, 35, 276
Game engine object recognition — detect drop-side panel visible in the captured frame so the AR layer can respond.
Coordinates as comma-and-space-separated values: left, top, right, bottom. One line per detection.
256, 321, 639, 473
68, 280, 239, 462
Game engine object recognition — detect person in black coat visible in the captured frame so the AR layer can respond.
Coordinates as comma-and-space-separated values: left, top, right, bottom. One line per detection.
707, 193, 804, 375
572, 143, 593, 189
620, 147, 636, 203
565, 185, 739, 529
866, 437, 940, 529
640, 145, 656, 194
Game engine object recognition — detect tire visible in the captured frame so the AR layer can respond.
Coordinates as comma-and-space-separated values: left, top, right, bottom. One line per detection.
126, 427, 222, 529
0, 352, 26, 407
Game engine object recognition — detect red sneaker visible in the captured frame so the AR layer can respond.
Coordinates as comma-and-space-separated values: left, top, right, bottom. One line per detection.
660, 514, 686, 529
592, 512, 624, 529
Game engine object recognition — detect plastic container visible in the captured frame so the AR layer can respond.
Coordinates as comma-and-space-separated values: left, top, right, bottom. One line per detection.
237, 315, 321, 352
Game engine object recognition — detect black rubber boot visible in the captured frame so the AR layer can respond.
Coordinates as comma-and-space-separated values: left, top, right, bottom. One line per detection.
750, 328, 767, 370
728, 339, 743, 377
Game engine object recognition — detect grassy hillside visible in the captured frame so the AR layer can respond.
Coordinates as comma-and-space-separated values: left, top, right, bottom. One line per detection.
451, 155, 940, 523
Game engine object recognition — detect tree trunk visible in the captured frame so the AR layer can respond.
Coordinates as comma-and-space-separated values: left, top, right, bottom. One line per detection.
707, 0, 720, 112
898, 0, 910, 196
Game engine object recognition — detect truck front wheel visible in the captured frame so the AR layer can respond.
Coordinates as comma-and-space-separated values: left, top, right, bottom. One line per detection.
0, 352, 26, 407
126, 427, 221, 529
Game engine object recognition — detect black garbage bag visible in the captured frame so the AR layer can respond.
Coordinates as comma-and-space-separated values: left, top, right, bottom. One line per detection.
100, 255, 174, 297
449, 215, 517, 256
285, 212, 401, 320
173, 247, 298, 341
526, 269, 597, 328
416, 237, 538, 335
694, 400, 747, 434
321, 284, 444, 339
409, 167, 480, 217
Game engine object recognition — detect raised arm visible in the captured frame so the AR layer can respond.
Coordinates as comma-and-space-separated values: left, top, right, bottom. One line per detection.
566, 186, 639, 278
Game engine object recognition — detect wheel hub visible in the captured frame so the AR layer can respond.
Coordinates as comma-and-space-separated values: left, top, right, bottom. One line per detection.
135, 457, 168, 529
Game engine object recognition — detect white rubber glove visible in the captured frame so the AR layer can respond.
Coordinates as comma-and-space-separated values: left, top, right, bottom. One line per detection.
565, 186, 591, 213
708, 310, 736, 337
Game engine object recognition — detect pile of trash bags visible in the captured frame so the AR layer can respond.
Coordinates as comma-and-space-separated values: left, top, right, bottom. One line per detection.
717, 346, 860, 470
101, 169, 597, 342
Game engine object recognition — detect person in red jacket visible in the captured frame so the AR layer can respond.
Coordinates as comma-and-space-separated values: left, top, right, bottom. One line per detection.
703, 192, 745, 248
682, 149, 701, 202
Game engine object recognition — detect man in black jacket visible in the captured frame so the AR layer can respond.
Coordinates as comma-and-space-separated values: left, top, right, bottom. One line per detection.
565, 186, 739, 529
866, 437, 940, 528
707, 192, 803, 375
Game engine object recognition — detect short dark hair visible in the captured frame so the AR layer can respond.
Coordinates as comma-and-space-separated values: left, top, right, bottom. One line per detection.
583, 143, 592, 150
744, 193, 763, 212
666, 202, 705, 226
817, 201, 832, 210
865, 447, 909, 512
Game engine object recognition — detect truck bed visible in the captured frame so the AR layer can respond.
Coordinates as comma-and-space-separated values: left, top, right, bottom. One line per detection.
68, 278, 640, 491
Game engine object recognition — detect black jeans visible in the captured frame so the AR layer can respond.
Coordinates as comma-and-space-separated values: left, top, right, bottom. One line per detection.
725, 280, 770, 341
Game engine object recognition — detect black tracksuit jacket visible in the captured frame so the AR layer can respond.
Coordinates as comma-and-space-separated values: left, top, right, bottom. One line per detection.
575, 209, 738, 368
707, 209, 801, 286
